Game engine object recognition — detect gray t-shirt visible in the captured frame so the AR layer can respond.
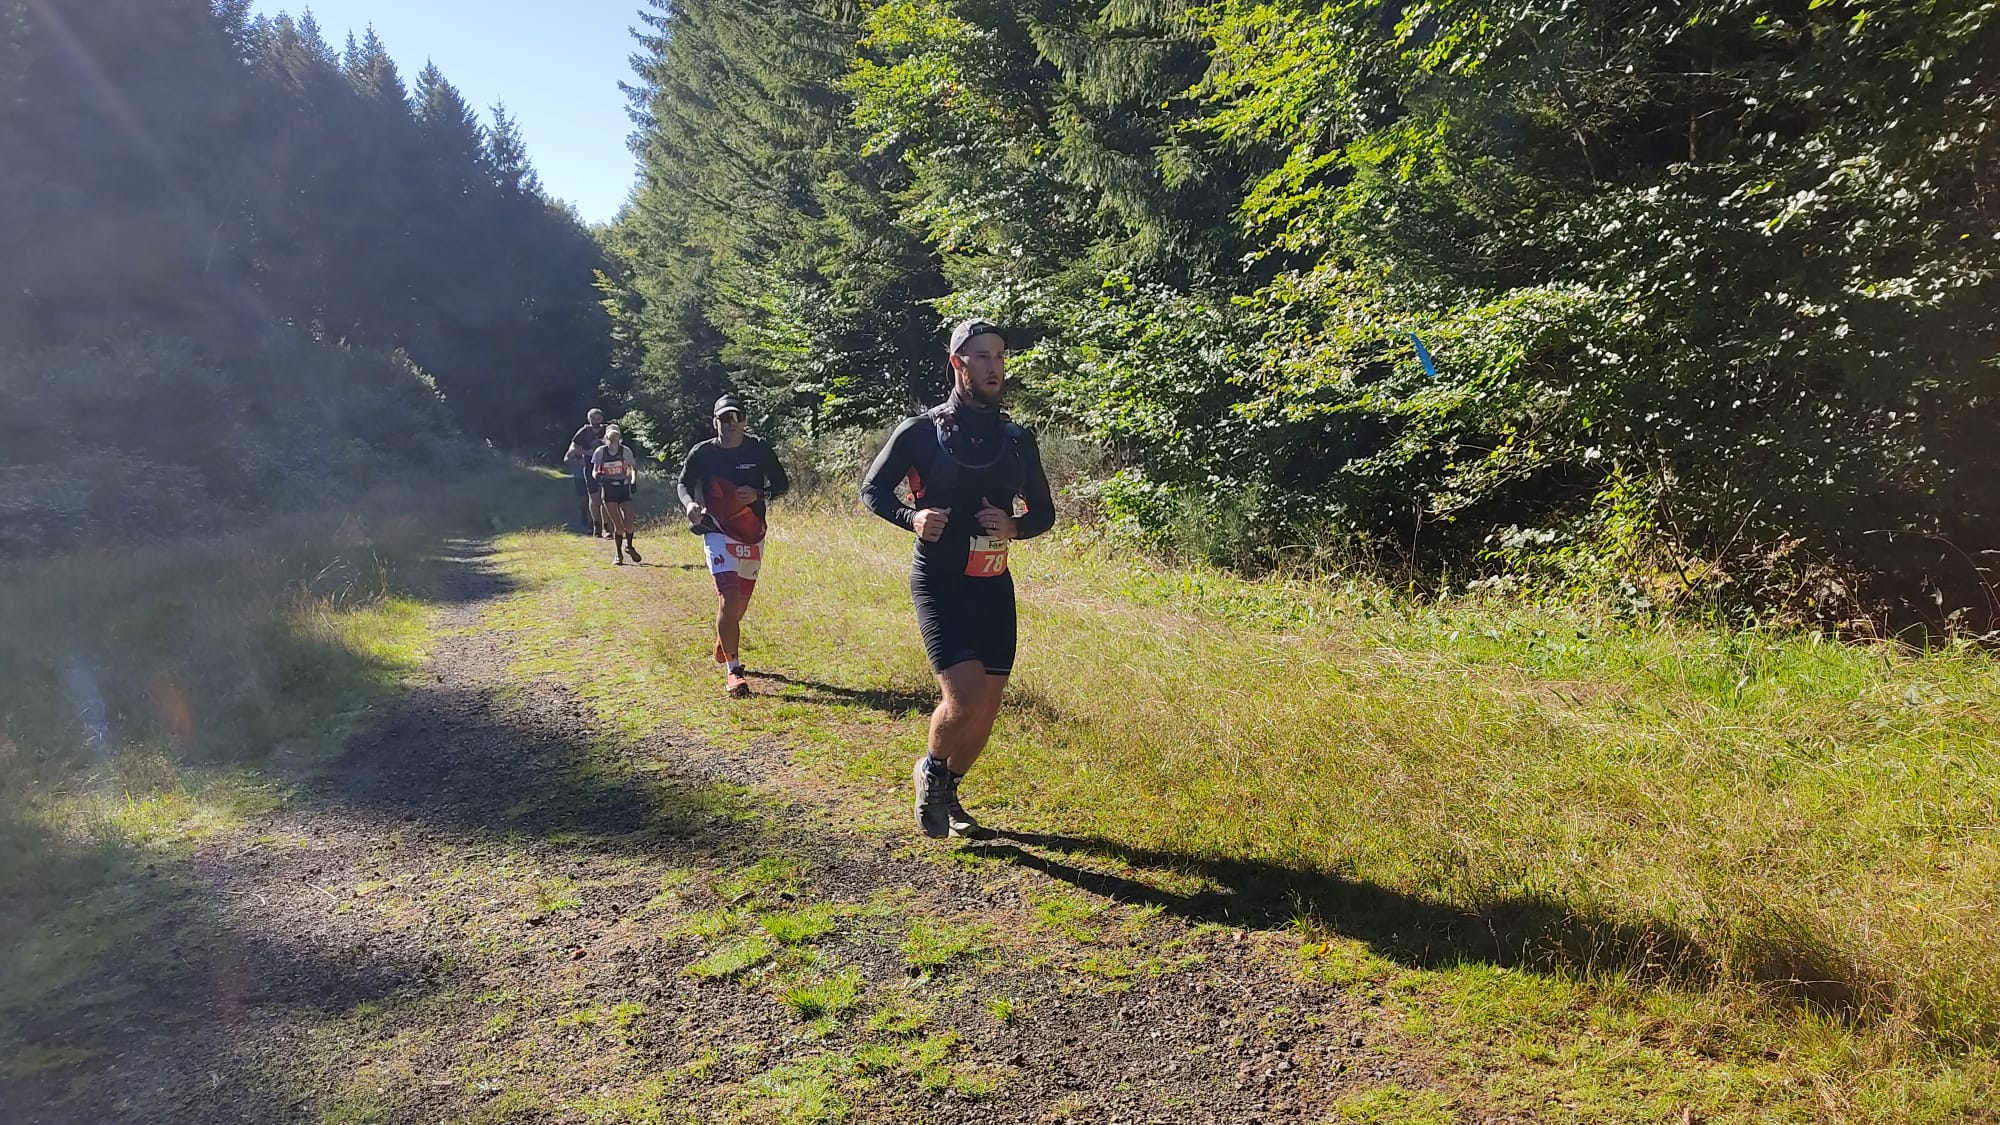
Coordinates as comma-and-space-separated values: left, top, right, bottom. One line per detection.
592, 444, 637, 487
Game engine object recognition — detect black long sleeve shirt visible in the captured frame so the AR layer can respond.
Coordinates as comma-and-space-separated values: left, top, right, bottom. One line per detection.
861, 400, 1055, 575
678, 434, 788, 541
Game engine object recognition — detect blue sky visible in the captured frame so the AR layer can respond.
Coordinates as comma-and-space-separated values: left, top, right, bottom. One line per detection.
253, 1, 645, 224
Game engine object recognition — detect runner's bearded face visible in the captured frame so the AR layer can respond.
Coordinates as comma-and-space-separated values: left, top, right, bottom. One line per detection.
952, 338, 1007, 407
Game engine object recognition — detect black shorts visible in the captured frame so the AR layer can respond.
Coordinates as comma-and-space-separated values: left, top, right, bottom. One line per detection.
573, 464, 592, 495
911, 568, 1015, 677
600, 482, 633, 504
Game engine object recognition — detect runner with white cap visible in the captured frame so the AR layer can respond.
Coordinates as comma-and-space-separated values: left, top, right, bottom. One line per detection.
861, 320, 1056, 836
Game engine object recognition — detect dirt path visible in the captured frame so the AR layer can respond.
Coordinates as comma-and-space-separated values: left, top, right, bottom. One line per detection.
12, 542, 1464, 1124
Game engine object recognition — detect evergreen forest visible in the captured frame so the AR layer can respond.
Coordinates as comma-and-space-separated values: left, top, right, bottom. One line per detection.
5, 0, 1997, 627
606, 0, 2000, 633
1, 0, 611, 551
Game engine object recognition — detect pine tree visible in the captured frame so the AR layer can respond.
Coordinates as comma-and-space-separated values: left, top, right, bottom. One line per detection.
413, 61, 487, 193
484, 104, 541, 196
344, 27, 406, 105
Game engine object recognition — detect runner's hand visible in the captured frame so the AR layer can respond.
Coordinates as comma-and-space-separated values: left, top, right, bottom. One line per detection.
734, 484, 759, 506
685, 502, 706, 525
913, 507, 951, 543
976, 499, 1017, 540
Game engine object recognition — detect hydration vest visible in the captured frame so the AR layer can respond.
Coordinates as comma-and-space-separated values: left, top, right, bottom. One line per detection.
914, 402, 1027, 508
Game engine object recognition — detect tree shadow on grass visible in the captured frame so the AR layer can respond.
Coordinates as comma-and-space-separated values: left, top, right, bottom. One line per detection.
319, 682, 765, 852
975, 830, 1874, 1024
0, 816, 445, 1125
397, 536, 523, 604
5, 649, 772, 1123
4, 682, 778, 1124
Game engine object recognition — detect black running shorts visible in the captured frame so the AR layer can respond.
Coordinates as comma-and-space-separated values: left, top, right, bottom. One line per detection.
910, 568, 1015, 677
600, 482, 633, 504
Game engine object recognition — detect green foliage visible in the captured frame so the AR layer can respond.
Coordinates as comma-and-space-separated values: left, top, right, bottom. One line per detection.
608, 0, 2000, 628
1179, 0, 2000, 625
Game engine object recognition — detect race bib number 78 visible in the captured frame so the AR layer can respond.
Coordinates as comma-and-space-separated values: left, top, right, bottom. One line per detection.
966, 535, 1009, 578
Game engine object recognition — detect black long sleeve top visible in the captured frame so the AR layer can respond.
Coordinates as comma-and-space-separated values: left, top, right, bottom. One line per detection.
678, 434, 788, 540
861, 397, 1055, 575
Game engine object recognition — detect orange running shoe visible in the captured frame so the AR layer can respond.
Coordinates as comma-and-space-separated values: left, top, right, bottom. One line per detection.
725, 670, 750, 698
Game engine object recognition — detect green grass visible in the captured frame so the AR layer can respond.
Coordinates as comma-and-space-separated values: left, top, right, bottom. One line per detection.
864, 994, 934, 1036
681, 905, 749, 939
481, 504, 2000, 1121
714, 855, 804, 903
685, 934, 777, 980
761, 904, 839, 945
900, 919, 982, 972
530, 875, 583, 916
1028, 889, 1108, 943
780, 969, 862, 1021
575, 1081, 669, 1125
1327, 1084, 1458, 1124
739, 1055, 851, 1124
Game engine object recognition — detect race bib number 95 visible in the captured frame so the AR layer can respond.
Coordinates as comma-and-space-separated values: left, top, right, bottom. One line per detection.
966, 535, 1009, 578
705, 534, 764, 582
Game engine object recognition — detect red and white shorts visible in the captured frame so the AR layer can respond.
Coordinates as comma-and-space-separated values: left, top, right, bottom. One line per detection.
704, 532, 764, 593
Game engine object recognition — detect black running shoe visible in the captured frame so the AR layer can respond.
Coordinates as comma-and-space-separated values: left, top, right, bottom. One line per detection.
625, 541, 642, 563
913, 754, 952, 838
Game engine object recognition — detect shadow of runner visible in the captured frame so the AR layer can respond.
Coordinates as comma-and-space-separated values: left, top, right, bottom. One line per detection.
976, 829, 1867, 1020
753, 671, 934, 716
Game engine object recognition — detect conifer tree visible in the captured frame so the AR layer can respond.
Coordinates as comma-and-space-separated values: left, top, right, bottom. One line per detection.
1, 0, 614, 455
484, 104, 540, 196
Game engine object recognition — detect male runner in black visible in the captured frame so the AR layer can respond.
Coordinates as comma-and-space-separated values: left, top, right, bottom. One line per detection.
564, 408, 609, 536
861, 319, 1055, 837
678, 394, 790, 698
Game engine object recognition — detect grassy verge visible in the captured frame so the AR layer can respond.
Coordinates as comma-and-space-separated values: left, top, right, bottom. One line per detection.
484, 498, 2000, 1123
0, 465, 557, 1039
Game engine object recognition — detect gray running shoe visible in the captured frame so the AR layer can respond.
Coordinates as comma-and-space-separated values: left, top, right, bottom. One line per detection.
943, 772, 979, 836
913, 754, 952, 838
